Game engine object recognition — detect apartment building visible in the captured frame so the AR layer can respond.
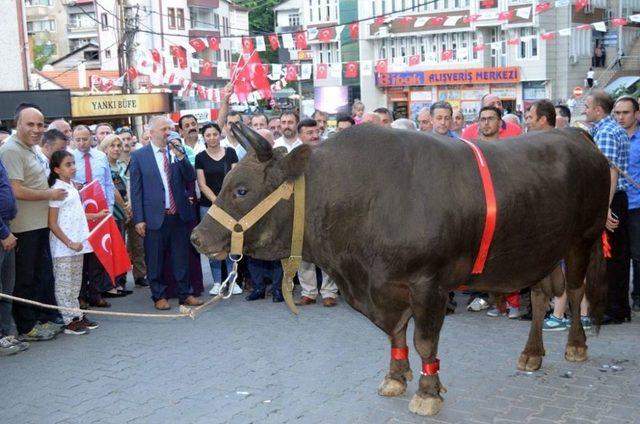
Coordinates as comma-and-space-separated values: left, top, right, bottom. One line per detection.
1, 0, 29, 90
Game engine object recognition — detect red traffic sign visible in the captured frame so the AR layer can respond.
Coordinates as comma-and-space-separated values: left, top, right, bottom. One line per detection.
573, 86, 584, 98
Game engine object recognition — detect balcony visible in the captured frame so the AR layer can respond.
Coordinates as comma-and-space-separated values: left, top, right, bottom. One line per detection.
26, 6, 51, 18
67, 23, 98, 33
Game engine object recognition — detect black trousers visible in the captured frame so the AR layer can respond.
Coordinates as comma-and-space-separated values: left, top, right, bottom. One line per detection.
605, 191, 631, 320
81, 253, 110, 302
13, 228, 58, 334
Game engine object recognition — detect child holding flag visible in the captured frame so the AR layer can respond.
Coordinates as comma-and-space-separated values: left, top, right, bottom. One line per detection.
48, 151, 103, 335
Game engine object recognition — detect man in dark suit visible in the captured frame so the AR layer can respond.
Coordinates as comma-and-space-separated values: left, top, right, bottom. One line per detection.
129, 116, 203, 310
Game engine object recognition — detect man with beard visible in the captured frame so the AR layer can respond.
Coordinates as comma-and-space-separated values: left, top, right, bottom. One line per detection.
268, 117, 282, 139
94, 123, 114, 147
477, 106, 502, 141
273, 112, 301, 152
462, 94, 522, 139
221, 111, 247, 161
312, 110, 330, 140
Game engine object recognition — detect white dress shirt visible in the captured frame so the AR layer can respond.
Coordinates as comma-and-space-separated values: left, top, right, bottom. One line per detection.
273, 136, 302, 153
151, 141, 172, 208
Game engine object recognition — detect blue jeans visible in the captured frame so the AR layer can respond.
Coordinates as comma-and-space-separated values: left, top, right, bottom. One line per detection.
247, 258, 283, 294
200, 206, 233, 284
0, 236, 16, 336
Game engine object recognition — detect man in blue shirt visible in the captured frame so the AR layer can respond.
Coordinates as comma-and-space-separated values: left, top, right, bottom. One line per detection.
613, 95, 640, 313
585, 90, 631, 324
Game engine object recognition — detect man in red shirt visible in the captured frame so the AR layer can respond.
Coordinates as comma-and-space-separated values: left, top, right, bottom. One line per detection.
461, 94, 522, 140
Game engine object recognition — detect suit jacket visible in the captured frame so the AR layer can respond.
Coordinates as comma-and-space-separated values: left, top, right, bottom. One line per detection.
130, 144, 196, 230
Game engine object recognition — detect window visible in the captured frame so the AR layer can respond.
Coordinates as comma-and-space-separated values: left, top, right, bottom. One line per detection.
289, 13, 300, 26
68, 13, 96, 29
26, 0, 52, 6
27, 19, 55, 33
189, 7, 216, 30
168, 8, 176, 30
222, 17, 229, 36
518, 27, 538, 59
316, 42, 340, 64
105, 49, 111, 59
84, 50, 99, 61
177, 8, 185, 30
101, 13, 108, 30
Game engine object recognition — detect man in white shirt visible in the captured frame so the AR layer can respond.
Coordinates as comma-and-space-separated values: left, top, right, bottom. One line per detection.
221, 111, 247, 160
178, 115, 205, 155
273, 112, 302, 152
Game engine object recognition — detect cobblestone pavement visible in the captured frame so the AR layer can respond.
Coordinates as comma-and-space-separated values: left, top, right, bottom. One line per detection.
1, 262, 640, 424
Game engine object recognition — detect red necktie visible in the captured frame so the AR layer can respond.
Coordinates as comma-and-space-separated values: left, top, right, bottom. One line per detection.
162, 148, 177, 214
84, 153, 92, 183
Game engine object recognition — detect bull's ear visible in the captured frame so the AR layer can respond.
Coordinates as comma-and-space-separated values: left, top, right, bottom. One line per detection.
279, 144, 311, 179
230, 122, 273, 162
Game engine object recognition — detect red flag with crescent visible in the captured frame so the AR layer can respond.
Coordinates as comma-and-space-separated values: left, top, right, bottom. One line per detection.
349, 23, 359, 40
295, 31, 307, 49
201, 60, 213, 77
408, 54, 421, 66
150, 48, 161, 63
189, 38, 206, 53
208, 36, 220, 51
242, 37, 254, 53
575, 0, 588, 12
88, 215, 131, 285
79, 180, 109, 230
268, 34, 280, 51
285, 64, 298, 81
345, 61, 358, 78
318, 28, 333, 43
316, 63, 328, 79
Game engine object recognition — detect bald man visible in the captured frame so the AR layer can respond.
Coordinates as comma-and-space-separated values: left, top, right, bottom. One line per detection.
256, 128, 275, 146
361, 112, 381, 126
0, 106, 68, 340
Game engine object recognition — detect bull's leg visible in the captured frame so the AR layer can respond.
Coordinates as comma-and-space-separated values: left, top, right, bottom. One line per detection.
517, 283, 547, 371
408, 285, 448, 417
564, 246, 590, 362
378, 315, 413, 397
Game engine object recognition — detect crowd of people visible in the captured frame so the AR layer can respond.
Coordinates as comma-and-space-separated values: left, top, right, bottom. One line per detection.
0, 85, 637, 356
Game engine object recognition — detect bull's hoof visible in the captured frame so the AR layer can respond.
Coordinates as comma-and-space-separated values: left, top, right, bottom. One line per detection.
517, 353, 543, 371
408, 393, 444, 416
378, 376, 407, 397
565, 345, 588, 362
404, 369, 414, 382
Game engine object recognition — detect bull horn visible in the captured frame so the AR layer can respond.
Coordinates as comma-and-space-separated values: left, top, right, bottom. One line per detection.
230, 122, 273, 162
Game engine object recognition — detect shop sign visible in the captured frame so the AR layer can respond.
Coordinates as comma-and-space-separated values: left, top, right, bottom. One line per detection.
71, 93, 172, 118
410, 90, 433, 102
376, 67, 520, 87
490, 86, 517, 98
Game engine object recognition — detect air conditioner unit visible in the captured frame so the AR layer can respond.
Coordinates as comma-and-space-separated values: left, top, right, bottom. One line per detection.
569, 54, 578, 64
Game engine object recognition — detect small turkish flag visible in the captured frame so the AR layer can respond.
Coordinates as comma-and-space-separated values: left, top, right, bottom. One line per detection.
127, 66, 138, 81
208, 36, 220, 50
268, 34, 280, 51
507, 37, 521, 45
349, 23, 359, 40
150, 48, 161, 64
575, 0, 588, 12
201, 60, 213, 77
429, 16, 446, 26
473, 44, 486, 52
408, 54, 421, 66
79, 180, 109, 230
177, 55, 187, 69
285, 64, 298, 81
316, 63, 328, 79
535, 2, 552, 14
374, 17, 385, 25
399, 16, 415, 25
375, 59, 388, 74
463, 14, 480, 23
242, 37, 254, 53
197, 85, 206, 99
498, 10, 514, 20
540, 32, 556, 40
88, 215, 131, 285
576, 24, 591, 30
441, 50, 454, 61
318, 28, 333, 43
189, 38, 206, 53
480, 0, 495, 7
344, 61, 358, 78
612, 18, 628, 26
295, 32, 307, 49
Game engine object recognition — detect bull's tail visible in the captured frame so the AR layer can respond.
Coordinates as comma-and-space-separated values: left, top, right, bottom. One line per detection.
585, 237, 607, 332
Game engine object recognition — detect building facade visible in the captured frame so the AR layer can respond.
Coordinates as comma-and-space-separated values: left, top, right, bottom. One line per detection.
1, 0, 29, 90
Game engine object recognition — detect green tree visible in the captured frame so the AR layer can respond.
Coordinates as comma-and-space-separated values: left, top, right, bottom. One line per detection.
237, 0, 281, 63
32, 43, 54, 70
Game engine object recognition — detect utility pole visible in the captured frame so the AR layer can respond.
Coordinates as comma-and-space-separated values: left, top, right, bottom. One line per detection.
120, 1, 144, 136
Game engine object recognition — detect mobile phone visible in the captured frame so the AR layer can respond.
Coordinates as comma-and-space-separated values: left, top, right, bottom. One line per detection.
611, 212, 619, 220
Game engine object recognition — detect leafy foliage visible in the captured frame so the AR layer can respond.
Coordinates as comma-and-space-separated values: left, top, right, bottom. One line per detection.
32, 43, 54, 70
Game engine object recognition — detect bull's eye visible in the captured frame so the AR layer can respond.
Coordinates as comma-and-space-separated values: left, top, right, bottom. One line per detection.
235, 188, 248, 197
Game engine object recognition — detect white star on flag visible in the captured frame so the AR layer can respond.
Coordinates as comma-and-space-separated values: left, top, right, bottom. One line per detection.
516, 6, 531, 19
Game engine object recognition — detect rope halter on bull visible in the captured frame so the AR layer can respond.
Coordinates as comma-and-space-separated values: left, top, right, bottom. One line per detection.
207, 176, 305, 315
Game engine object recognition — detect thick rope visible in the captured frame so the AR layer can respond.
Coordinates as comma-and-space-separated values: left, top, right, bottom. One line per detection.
0, 292, 225, 321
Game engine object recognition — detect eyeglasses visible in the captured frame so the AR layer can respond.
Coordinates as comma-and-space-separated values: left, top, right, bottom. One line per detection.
479, 117, 500, 123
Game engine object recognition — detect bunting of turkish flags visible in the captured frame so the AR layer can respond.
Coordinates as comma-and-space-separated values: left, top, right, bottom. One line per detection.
540, 32, 556, 40
535, 2, 552, 14
429, 16, 446, 26
507, 37, 521, 45
201, 60, 213, 77
318, 28, 333, 43
127, 66, 138, 81
345, 61, 359, 78
575, 0, 588, 13
79, 180, 109, 231
268, 34, 280, 51
295, 32, 307, 49
463, 14, 480, 23
242, 37, 254, 53
88, 215, 131, 285
208, 36, 220, 51
612, 18, 628, 26
441, 50, 454, 61
189, 38, 207, 53
498, 10, 514, 20
170, 46, 187, 69
150, 48, 161, 64
349, 23, 359, 40
285, 64, 298, 81
375, 59, 388, 73
473, 44, 486, 52
408, 54, 421, 66
316, 63, 328, 79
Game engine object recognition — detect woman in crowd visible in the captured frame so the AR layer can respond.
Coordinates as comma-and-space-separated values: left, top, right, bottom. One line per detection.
47, 151, 100, 335
194, 123, 240, 295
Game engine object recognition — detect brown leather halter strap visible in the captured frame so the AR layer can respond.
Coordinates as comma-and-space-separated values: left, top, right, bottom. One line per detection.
207, 176, 306, 314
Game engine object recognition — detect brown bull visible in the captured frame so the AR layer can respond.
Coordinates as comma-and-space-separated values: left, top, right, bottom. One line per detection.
191, 123, 610, 416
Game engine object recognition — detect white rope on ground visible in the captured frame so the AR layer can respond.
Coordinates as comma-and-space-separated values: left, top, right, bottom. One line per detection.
0, 292, 225, 321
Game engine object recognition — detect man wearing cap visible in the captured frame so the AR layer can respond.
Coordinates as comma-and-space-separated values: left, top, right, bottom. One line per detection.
129, 116, 203, 310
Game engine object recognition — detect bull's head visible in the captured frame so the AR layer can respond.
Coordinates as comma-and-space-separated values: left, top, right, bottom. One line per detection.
191, 122, 311, 261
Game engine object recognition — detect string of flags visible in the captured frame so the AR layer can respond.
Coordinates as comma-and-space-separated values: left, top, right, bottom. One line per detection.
90, 6, 640, 100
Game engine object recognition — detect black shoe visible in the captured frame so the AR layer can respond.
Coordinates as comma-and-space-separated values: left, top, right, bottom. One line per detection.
445, 300, 456, 315
118, 289, 133, 295
601, 314, 625, 325
135, 278, 149, 287
245, 290, 266, 301
519, 310, 532, 321
272, 290, 284, 303
103, 291, 126, 298
632, 298, 640, 312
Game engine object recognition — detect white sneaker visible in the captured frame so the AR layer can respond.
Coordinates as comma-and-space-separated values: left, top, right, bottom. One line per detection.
467, 297, 490, 312
231, 283, 243, 295
508, 307, 524, 319
209, 283, 221, 296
